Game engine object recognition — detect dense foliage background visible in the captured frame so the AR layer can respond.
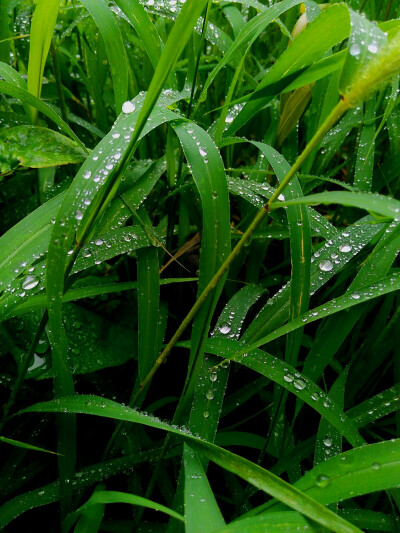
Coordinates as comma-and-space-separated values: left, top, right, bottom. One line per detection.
1, 0, 400, 531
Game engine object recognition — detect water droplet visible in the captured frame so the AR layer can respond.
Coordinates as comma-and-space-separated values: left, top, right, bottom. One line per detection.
219, 325, 231, 335
22, 275, 39, 290
83, 170, 91, 179
284, 373, 294, 383
367, 42, 379, 54
339, 244, 352, 253
351, 291, 361, 300
210, 372, 217, 382
199, 148, 207, 157
122, 101, 136, 113
349, 43, 361, 56
316, 474, 330, 488
323, 437, 332, 447
294, 378, 306, 390
75, 210, 83, 221
372, 462, 380, 470
95, 239, 103, 246
319, 260, 333, 272
203, 411, 209, 418
206, 390, 214, 400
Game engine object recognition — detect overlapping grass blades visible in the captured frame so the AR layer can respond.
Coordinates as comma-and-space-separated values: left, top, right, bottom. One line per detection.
2, 1, 400, 531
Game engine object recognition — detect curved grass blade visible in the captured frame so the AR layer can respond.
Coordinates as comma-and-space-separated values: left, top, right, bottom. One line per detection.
225, 272, 400, 364
194, 0, 304, 115
79, 0, 128, 113
0, 448, 174, 529
137, 247, 160, 381
184, 444, 225, 532
339, 10, 388, 99
292, 439, 400, 506
187, 440, 362, 533
189, 284, 265, 441
195, 337, 364, 448
114, 0, 162, 71
226, 4, 351, 135
27, 0, 61, 123
347, 383, 400, 429
21, 395, 362, 533
0, 436, 58, 455
66, 489, 184, 530
171, 121, 231, 408
0, 80, 86, 148
277, 191, 400, 219
71, 485, 105, 533
0, 192, 64, 293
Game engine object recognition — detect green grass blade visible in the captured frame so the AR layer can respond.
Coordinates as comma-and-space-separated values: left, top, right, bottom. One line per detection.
27, 0, 61, 123
184, 444, 225, 532
171, 121, 231, 408
227, 4, 350, 135
21, 395, 362, 532
0, 436, 58, 455
137, 247, 160, 381
67, 489, 184, 530
79, 0, 128, 113
114, 0, 163, 71
196, 337, 364, 448
228, 272, 400, 361
277, 191, 400, 219
0, 80, 86, 148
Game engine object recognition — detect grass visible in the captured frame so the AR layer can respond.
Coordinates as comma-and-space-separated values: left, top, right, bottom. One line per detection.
1, 0, 400, 531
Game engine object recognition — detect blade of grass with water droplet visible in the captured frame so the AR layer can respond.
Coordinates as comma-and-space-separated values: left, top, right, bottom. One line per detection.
189, 284, 265, 442
0, 448, 175, 529
170, 121, 231, 412
114, 0, 162, 71
228, 272, 400, 362
226, 4, 350, 136
243, 216, 383, 343
339, 10, 388, 101
184, 444, 225, 532
195, 337, 364, 448
277, 191, 400, 218
66, 489, 184, 531
137, 247, 160, 381
44, 2, 207, 512
20, 394, 362, 533
354, 96, 376, 192
194, 0, 304, 116
79, 0, 128, 113
0, 81, 86, 148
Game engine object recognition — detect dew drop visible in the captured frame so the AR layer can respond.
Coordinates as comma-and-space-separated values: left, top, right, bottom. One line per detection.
323, 437, 332, 447
316, 474, 330, 488
22, 275, 40, 290
83, 170, 91, 180
339, 244, 352, 253
367, 42, 379, 54
122, 101, 136, 114
351, 291, 361, 300
319, 260, 333, 272
284, 373, 294, 383
349, 43, 361, 56
219, 325, 231, 335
